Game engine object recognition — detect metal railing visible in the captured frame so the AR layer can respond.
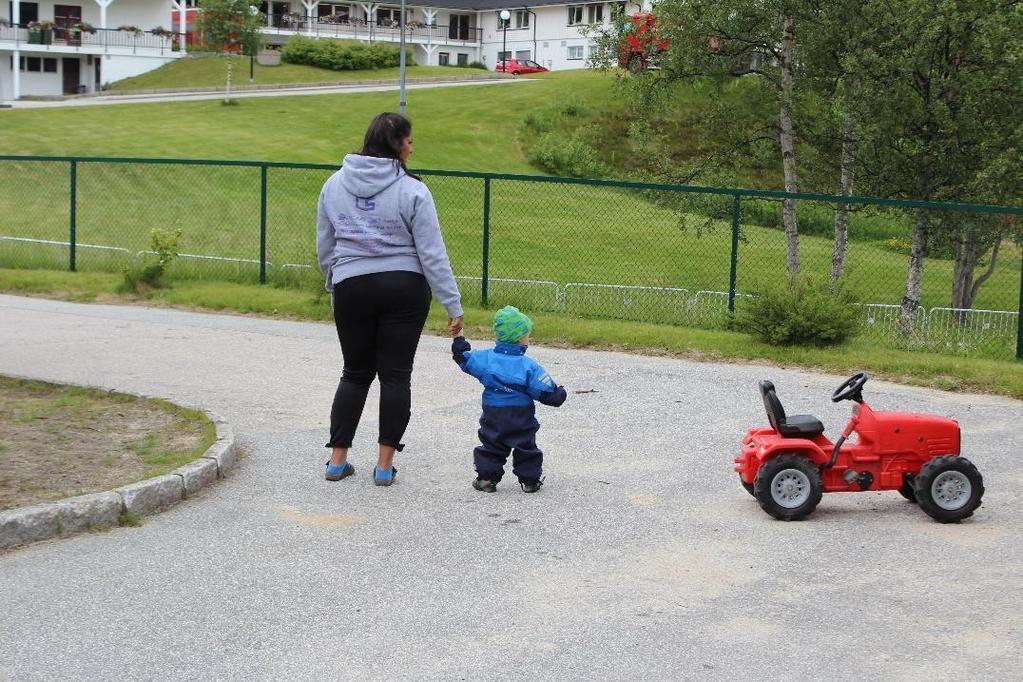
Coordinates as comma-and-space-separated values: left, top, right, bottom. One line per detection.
262, 14, 482, 44
0, 23, 183, 53
0, 155, 1020, 359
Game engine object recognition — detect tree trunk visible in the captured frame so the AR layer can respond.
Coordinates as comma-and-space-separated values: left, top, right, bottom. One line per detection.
831, 98, 857, 287
951, 224, 1002, 312
899, 208, 928, 335
778, 12, 800, 277
225, 55, 233, 104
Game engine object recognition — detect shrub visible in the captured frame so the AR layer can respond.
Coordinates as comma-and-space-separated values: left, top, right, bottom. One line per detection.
737, 276, 860, 346
281, 36, 412, 70
120, 229, 182, 293
529, 132, 607, 178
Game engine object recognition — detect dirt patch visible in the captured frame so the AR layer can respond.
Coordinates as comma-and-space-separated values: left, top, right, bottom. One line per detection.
0, 376, 214, 511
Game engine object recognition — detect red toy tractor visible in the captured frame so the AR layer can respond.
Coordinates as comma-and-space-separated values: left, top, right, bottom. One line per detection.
734, 372, 984, 522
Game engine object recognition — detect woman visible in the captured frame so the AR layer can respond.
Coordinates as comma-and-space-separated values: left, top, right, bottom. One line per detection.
317, 112, 463, 486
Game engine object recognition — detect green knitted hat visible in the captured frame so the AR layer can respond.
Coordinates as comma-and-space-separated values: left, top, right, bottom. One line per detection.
493, 305, 533, 343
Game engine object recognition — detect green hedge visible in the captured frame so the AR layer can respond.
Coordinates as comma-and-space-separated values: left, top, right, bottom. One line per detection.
281, 36, 413, 71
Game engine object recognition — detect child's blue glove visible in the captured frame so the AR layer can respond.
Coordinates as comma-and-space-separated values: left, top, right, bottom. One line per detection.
538, 385, 567, 407
451, 336, 471, 365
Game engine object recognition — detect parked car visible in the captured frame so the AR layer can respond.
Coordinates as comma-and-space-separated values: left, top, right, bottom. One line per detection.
495, 59, 549, 75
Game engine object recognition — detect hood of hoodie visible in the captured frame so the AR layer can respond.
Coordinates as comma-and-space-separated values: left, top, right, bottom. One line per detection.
338, 154, 407, 199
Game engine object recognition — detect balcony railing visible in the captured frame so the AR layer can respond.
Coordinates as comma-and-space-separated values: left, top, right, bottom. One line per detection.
263, 14, 483, 45
0, 23, 184, 54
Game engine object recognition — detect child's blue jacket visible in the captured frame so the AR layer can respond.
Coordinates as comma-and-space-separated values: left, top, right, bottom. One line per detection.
452, 337, 567, 408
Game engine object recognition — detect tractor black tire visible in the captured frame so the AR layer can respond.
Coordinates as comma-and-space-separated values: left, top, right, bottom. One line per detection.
753, 453, 823, 521
914, 455, 984, 523
740, 476, 755, 497
898, 474, 917, 503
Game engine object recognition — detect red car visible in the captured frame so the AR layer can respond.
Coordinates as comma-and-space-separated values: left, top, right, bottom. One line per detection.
495, 59, 548, 75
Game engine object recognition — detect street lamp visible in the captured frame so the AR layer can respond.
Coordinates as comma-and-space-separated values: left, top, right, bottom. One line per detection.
499, 9, 510, 71
248, 5, 259, 82
399, 0, 407, 114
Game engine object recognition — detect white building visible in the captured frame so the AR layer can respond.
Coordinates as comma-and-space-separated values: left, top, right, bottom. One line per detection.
0, 0, 187, 102
254, 0, 652, 70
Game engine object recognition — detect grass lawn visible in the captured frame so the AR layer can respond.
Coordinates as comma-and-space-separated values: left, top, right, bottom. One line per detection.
109, 56, 494, 91
1, 269, 1020, 400
0, 70, 1018, 360
0, 375, 215, 511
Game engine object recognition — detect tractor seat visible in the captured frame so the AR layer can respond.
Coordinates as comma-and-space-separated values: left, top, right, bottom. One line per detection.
759, 380, 825, 438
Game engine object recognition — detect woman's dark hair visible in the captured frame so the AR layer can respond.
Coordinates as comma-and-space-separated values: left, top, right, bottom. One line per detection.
360, 112, 417, 178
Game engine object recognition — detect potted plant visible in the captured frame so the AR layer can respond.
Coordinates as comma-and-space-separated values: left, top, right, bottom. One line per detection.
73, 21, 96, 34
117, 24, 141, 35
28, 20, 54, 45
151, 26, 173, 38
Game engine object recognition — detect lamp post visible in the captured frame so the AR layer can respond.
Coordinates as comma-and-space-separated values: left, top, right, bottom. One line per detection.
398, 0, 407, 114
499, 9, 510, 70
248, 5, 259, 82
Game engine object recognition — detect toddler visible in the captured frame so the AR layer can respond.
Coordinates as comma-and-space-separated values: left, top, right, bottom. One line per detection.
451, 306, 567, 493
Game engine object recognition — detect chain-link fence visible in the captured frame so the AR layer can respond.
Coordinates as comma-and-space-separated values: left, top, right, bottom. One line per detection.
1, 156, 1020, 359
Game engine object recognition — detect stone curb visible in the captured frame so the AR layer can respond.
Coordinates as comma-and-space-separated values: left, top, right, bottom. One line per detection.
0, 413, 235, 551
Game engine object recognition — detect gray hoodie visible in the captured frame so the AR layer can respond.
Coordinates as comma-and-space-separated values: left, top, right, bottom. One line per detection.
317, 154, 463, 318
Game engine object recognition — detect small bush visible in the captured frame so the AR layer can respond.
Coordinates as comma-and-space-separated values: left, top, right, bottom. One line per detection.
120, 228, 181, 293
521, 110, 556, 134
737, 276, 860, 346
281, 36, 412, 71
529, 132, 607, 178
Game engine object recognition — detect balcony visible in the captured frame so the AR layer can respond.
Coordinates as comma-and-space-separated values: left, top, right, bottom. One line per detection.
0, 23, 184, 57
261, 15, 482, 47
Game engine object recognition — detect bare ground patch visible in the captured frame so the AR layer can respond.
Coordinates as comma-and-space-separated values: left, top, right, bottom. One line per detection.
0, 376, 215, 511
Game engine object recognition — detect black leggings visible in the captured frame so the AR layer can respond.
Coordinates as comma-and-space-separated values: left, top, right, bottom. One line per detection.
328, 271, 431, 451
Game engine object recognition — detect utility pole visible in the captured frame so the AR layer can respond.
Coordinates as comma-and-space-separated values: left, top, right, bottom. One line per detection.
398, 0, 407, 114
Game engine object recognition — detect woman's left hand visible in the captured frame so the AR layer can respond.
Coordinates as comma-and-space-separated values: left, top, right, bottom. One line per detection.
447, 316, 464, 336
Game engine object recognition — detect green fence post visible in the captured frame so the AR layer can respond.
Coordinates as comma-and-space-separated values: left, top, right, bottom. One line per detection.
482, 176, 491, 307
1016, 252, 1022, 360
259, 164, 267, 285
69, 160, 77, 272
728, 194, 740, 314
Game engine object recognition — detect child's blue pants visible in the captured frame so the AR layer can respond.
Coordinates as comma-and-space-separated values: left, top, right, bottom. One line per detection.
474, 405, 543, 482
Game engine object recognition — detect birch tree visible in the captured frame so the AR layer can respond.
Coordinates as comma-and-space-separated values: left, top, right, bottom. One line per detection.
200, 0, 265, 104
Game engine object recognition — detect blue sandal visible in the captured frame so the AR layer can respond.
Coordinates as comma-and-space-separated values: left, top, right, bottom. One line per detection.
325, 461, 355, 481
374, 465, 398, 486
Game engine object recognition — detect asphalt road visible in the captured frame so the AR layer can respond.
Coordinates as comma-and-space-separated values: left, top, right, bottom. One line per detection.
3, 78, 530, 108
0, 294, 1020, 681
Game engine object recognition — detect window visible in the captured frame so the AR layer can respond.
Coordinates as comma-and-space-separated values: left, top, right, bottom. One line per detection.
567, 6, 583, 25
318, 3, 350, 21
496, 11, 509, 29
43, 57, 57, 72
587, 4, 604, 24
497, 50, 511, 61
515, 11, 529, 29
457, 53, 468, 66
8, 1, 39, 23
448, 14, 470, 40
438, 52, 449, 66
376, 7, 407, 27
515, 49, 531, 60
23, 56, 42, 72
567, 45, 584, 60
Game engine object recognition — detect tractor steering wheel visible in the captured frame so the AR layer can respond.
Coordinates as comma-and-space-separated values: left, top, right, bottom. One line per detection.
831, 372, 869, 403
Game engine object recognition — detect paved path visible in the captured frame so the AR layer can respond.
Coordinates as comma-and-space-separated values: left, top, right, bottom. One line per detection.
3, 78, 531, 108
0, 294, 1020, 681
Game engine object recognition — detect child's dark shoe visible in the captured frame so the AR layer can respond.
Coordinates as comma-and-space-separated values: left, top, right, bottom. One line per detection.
472, 477, 497, 493
325, 461, 354, 481
519, 477, 544, 493
374, 465, 398, 486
